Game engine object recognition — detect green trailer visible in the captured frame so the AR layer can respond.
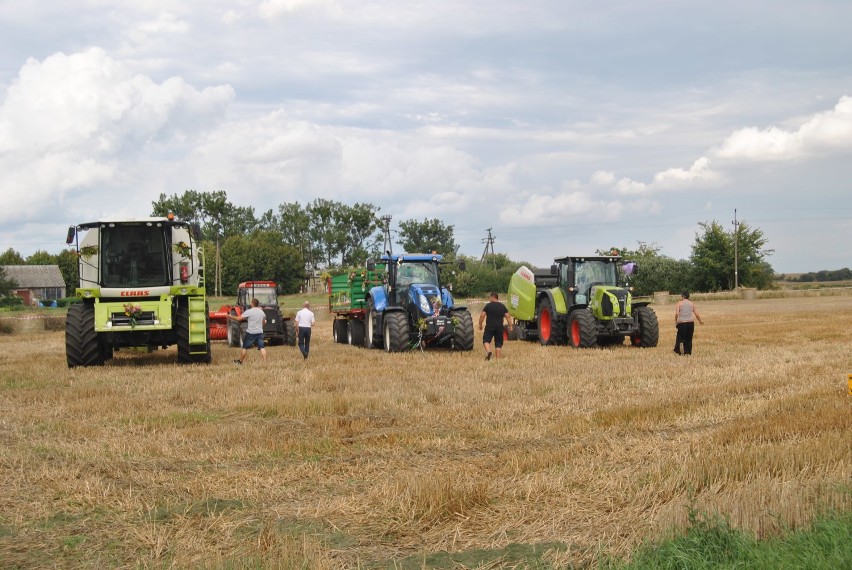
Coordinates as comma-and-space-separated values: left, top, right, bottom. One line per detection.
326, 265, 386, 346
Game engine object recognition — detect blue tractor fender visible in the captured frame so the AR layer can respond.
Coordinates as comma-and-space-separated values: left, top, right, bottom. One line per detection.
368, 285, 388, 312
441, 288, 463, 310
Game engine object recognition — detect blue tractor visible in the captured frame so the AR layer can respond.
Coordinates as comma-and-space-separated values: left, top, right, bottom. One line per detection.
363, 253, 474, 352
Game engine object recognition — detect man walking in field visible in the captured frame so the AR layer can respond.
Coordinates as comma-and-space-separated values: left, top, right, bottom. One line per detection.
229, 298, 267, 365
478, 292, 512, 360
295, 300, 316, 360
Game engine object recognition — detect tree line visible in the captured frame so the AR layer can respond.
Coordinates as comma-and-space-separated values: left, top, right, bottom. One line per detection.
0, 190, 792, 300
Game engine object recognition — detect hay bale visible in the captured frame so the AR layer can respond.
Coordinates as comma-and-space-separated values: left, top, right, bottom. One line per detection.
740, 288, 757, 300
653, 291, 670, 304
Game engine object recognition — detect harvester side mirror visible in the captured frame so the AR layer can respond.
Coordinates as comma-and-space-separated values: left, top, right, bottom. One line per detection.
550, 264, 558, 275
458, 260, 466, 271
190, 223, 202, 240
65, 226, 76, 245
623, 261, 638, 276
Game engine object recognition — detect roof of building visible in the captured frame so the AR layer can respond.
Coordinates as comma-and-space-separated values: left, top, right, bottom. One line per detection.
2, 265, 66, 288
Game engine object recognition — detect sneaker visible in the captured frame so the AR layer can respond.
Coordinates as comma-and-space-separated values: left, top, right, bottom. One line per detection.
673, 349, 681, 355
486, 352, 492, 361
233, 359, 242, 366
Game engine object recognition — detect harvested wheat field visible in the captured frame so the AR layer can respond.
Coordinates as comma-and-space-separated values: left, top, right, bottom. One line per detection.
1, 293, 851, 568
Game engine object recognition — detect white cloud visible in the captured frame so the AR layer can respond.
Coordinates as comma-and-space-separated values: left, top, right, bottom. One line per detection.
715, 95, 852, 161
0, 48, 234, 222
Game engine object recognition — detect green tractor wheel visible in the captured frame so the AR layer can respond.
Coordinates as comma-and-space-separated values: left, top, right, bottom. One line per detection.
536, 297, 564, 345
630, 306, 659, 347
568, 309, 597, 348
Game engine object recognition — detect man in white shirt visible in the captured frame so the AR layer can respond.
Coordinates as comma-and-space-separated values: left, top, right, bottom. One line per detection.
228, 298, 267, 365
294, 300, 316, 359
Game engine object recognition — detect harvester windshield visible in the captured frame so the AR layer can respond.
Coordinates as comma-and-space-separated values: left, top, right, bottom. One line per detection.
101, 224, 170, 288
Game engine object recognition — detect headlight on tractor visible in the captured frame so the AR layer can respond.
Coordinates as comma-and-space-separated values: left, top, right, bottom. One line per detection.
419, 294, 430, 313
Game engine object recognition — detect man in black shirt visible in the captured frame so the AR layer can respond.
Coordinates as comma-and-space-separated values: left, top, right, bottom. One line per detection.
478, 292, 512, 360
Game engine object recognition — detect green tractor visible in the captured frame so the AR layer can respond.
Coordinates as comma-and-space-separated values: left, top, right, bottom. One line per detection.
507, 254, 658, 348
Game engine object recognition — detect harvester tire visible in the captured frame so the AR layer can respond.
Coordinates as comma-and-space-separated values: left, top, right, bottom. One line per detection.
630, 306, 659, 348
365, 299, 382, 349
284, 319, 297, 346
66, 302, 104, 367
348, 318, 365, 346
333, 319, 349, 344
450, 309, 474, 351
383, 311, 410, 352
568, 309, 597, 348
176, 301, 192, 364
536, 297, 564, 346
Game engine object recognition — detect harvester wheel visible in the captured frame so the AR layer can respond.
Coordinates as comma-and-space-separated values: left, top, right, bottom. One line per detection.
348, 318, 365, 346
536, 297, 564, 345
365, 299, 382, 349
568, 309, 597, 348
630, 306, 659, 348
449, 310, 474, 351
176, 301, 192, 364
333, 319, 349, 344
383, 311, 410, 352
66, 302, 104, 367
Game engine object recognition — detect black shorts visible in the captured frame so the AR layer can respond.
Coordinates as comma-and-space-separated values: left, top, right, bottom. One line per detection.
482, 327, 504, 348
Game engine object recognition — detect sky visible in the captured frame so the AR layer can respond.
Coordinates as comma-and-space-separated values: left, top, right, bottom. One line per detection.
1, 1, 851, 274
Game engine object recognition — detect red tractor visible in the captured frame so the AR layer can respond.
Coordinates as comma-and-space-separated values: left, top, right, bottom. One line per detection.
209, 281, 296, 347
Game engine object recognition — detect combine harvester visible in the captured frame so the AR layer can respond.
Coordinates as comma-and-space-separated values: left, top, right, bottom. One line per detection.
64, 215, 211, 366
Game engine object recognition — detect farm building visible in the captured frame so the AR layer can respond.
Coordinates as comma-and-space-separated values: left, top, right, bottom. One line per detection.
3, 265, 66, 306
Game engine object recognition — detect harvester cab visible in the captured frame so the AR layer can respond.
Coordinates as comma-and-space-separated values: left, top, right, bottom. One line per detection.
64, 216, 211, 367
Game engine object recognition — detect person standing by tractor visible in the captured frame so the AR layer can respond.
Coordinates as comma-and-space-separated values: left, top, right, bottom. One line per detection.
674, 291, 703, 355
295, 300, 316, 360
229, 298, 268, 365
478, 292, 512, 361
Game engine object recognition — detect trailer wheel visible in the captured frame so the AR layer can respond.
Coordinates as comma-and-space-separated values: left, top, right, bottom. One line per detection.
449, 310, 474, 351
383, 311, 410, 352
333, 319, 349, 344
568, 309, 597, 348
630, 306, 659, 347
66, 302, 104, 367
348, 318, 365, 346
536, 297, 564, 345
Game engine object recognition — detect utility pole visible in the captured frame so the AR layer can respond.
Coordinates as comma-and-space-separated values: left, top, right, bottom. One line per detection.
481, 228, 496, 272
732, 208, 739, 290
381, 215, 393, 256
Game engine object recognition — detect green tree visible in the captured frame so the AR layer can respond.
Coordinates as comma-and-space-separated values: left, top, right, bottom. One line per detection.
691, 221, 773, 291
56, 249, 80, 294
0, 266, 16, 297
0, 248, 25, 265
599, 243, 695, 296
26, 250, 55, 265
397, 218, 459, 258
219, 233, 304, 296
